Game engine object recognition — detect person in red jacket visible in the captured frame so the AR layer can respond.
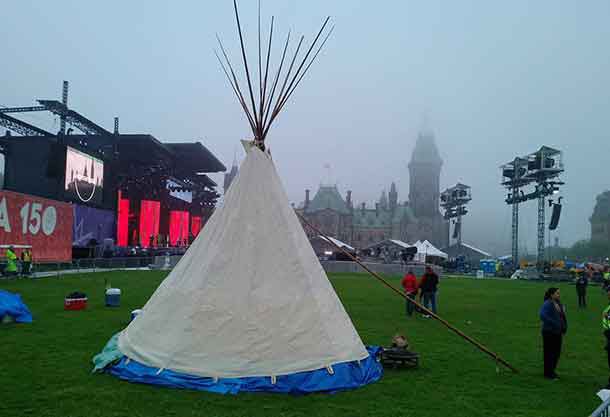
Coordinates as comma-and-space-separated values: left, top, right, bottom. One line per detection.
401, 269, 418, 316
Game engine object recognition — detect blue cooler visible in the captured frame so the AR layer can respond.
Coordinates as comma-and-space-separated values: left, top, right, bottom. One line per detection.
105, 288, 121, 307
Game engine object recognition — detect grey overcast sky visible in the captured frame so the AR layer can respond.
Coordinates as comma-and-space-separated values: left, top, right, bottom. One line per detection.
2, 1, 609, 254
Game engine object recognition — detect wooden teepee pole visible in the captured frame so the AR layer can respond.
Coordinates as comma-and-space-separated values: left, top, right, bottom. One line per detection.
296, 213, 519, 374
216, 1, 333, 145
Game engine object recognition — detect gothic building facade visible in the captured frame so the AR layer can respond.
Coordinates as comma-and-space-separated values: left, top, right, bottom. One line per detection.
297, 130, 449, 249
591, 191, 610, 243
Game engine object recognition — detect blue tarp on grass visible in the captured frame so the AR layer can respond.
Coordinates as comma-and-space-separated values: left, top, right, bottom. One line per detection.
0, 290, 33, 323
94, 334, 383, 395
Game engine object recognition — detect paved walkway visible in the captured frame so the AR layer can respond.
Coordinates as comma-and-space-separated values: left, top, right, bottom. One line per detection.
1, 267, 153, 280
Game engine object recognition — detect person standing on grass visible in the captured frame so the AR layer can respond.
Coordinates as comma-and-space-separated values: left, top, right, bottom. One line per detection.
603, 268, 610, 292
539, 287, 568, 379
20, 248, 32, 277
575, 271, 588, 308
419, 266, 439, 317
4, 246, 18, 277
401, 269, 418, 316
602, 288, 610, 389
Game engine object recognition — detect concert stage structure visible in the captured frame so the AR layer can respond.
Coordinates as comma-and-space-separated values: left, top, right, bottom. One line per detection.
0, 81, 226, 260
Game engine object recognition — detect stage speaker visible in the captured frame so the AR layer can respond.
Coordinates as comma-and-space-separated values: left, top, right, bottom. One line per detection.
549, 204, 562, 230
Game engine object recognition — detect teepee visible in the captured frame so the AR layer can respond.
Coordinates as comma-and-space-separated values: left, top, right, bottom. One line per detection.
96, 0, 381, 394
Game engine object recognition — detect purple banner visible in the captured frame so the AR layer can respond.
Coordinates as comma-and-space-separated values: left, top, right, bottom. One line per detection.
73, 205, 116, 247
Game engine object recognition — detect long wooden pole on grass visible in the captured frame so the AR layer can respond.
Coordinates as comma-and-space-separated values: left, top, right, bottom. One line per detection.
297, 213, 519, 374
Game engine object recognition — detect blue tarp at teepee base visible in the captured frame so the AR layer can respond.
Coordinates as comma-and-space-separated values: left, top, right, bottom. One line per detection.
0, 290, 33, 323
93, 334, 383, 395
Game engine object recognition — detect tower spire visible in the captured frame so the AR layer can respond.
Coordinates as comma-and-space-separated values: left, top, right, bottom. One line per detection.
408, 127, 442, 218
389, 182, 398, 212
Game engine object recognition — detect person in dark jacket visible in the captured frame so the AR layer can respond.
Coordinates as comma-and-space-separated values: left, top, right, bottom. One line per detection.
419, 266, 439, 316
575, 272, 588, 308
539, 287, 568, 379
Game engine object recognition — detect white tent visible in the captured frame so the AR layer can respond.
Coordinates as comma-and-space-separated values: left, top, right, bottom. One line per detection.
317, 235, 355, 252
388, 239, 414, 249
422, 240, 448, 259
413, 240, 448, 260
460, 242, 492, 258
118, 144, 370, 379
363, 239, 414, 252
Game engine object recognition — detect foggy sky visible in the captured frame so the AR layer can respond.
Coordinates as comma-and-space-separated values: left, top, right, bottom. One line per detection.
2, 1, 609, 255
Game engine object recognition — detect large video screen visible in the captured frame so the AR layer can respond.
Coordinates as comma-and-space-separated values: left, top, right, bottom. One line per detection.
64, 146, 104, 205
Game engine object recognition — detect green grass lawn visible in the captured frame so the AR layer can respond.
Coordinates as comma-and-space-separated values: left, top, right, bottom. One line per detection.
0, 271, 607, 417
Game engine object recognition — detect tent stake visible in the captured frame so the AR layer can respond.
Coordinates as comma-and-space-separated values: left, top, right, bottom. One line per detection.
297, 213, 519, 374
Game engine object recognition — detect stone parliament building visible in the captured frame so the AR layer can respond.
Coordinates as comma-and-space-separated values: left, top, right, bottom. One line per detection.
591, 190, 610, 243
296, 130, 449, 249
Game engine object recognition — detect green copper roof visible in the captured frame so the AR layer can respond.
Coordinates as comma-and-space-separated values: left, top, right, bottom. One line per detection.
391, 205, 416, 224
353, 209, 392, 228
306, 185, 350, 214
351, 204, 416, 229
304, 184, 418, 228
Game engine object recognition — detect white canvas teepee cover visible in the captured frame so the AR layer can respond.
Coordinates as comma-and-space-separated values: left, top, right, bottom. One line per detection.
118, 143, 368, 378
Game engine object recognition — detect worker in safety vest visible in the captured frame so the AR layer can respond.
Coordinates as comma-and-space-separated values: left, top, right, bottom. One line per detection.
20, 248, 32, 276
5, 246, 18, 277
602, 288, 610, 389
603, 268, 610, 290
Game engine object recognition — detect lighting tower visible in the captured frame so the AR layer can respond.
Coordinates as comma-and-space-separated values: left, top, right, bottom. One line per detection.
523, 146, 564, 267
500, 157, 530, 270
501, 146, 564, 270
440, 183, 471, 247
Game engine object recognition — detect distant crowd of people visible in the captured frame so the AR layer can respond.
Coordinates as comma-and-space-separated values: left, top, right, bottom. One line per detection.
401, 266, 440, 318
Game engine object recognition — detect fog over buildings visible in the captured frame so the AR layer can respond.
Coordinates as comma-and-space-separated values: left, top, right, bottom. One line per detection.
3, 0, 609, 255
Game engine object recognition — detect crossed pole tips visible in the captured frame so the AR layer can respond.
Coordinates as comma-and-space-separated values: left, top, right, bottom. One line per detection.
215, 0, 334, 150
297, 213, 519, 374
